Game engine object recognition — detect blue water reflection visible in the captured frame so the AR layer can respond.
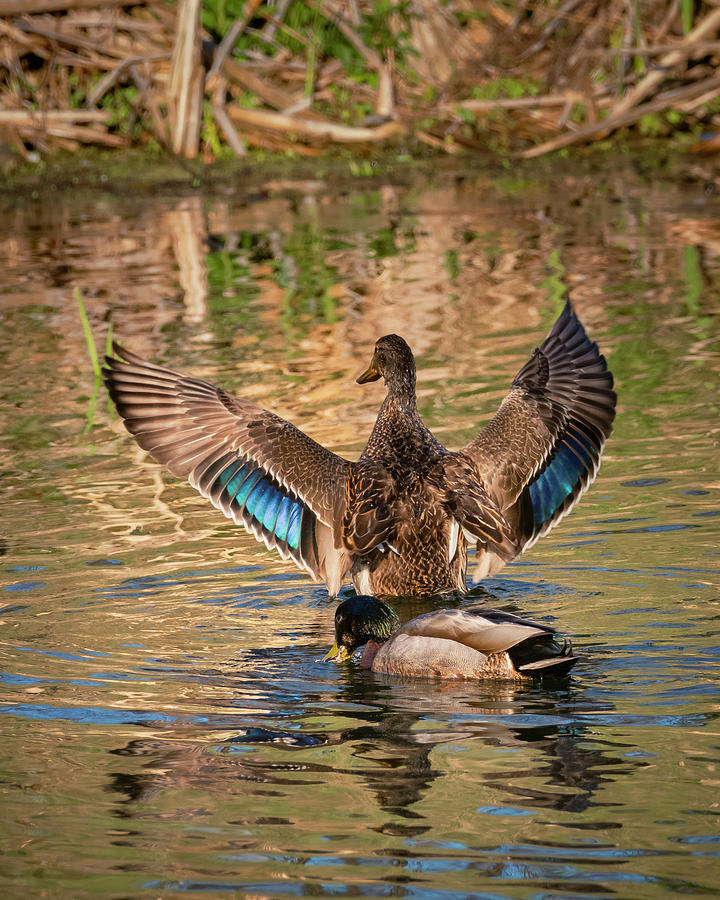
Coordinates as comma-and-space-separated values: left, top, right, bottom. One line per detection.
1, 167, 719, 898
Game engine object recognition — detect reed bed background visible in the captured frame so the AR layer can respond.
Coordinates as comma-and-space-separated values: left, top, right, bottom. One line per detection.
1, 0, 719, 163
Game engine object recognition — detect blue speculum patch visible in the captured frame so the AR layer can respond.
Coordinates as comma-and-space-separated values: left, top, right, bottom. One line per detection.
244, 479, 271, 517
232, 469, 263, 507
529, 429, 597, 527
213, 457, 303, 549
273, 496, 294, 542
261, 489, 283, 532
216, 459, 243, 489
286, 504, 302, 549
215, 460, 252, 500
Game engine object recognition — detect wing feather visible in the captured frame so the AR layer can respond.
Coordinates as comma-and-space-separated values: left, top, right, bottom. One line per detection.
103, 343, 351, 587
463, 299, 616, 552
400, 608, 554, 655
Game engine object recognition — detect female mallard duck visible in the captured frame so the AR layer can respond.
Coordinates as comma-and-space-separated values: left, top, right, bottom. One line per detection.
324, 595, 578, 680
104, 300, 615, 597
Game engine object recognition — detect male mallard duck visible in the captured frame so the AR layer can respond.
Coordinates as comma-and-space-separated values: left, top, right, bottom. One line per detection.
324, 595, 578, 680
103, 299, 615, 597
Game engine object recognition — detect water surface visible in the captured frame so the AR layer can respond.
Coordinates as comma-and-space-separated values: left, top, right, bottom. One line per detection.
1, 162, 719, 898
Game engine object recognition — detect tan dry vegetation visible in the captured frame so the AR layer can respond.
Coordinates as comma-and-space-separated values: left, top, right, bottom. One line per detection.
1, 1, 720, 162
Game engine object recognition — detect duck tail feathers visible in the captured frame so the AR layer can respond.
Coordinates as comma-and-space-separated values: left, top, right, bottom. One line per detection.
517, 654, 579, 678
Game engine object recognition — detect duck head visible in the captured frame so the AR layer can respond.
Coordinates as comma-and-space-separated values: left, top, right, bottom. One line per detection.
324, 595, 400, 662
357, 334, 417, 400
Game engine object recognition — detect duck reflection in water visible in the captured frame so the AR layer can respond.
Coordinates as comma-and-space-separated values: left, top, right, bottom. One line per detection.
104, 673, 633, 831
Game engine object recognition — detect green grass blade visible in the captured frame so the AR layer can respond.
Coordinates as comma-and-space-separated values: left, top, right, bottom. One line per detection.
74, 287, 100, 380
681, 0, 693, 35
74, 286, 103, 434
105, 319, 115, 415
105, 319, 114, 359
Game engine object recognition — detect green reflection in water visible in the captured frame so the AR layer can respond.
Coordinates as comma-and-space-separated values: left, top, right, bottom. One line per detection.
0, 167, 718, 900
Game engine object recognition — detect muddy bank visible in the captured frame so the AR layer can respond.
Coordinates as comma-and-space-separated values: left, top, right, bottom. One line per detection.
2, 138, 719, 210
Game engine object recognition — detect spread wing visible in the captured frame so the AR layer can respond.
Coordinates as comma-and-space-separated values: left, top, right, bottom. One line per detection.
463, 299, 616, 553
103, 344, 351, 589
400, 608, 555, 655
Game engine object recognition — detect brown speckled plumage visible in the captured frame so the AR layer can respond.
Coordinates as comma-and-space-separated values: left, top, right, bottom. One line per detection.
103, 300, 615, 597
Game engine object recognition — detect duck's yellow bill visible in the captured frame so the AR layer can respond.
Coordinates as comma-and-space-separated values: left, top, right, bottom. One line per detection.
323, 642, 351, 663
356, 363, 381, 384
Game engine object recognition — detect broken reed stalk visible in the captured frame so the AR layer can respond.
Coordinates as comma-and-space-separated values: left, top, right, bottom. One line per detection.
87, 55, 172, 108
0, 110, 112, 123
0, 0, 145, 12
128, 64, 171, 148
204, 0, 264, 158
606, 40, 720, 56
308, 0, 394, 118
3, 0, 720, 161
606, 6, 720, 120
442, 93, 587, 114
24, 123, 125, 145
523, 73, 720, 158
227, 105, 403, 143
221, 56, 322, 116
168, 0, 203, 158
208, 0, 263, 76
209, 72, 247, 157
12, 17, 134, 58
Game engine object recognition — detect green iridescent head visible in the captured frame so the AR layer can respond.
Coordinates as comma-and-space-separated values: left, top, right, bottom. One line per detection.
324, 595, 400, 663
